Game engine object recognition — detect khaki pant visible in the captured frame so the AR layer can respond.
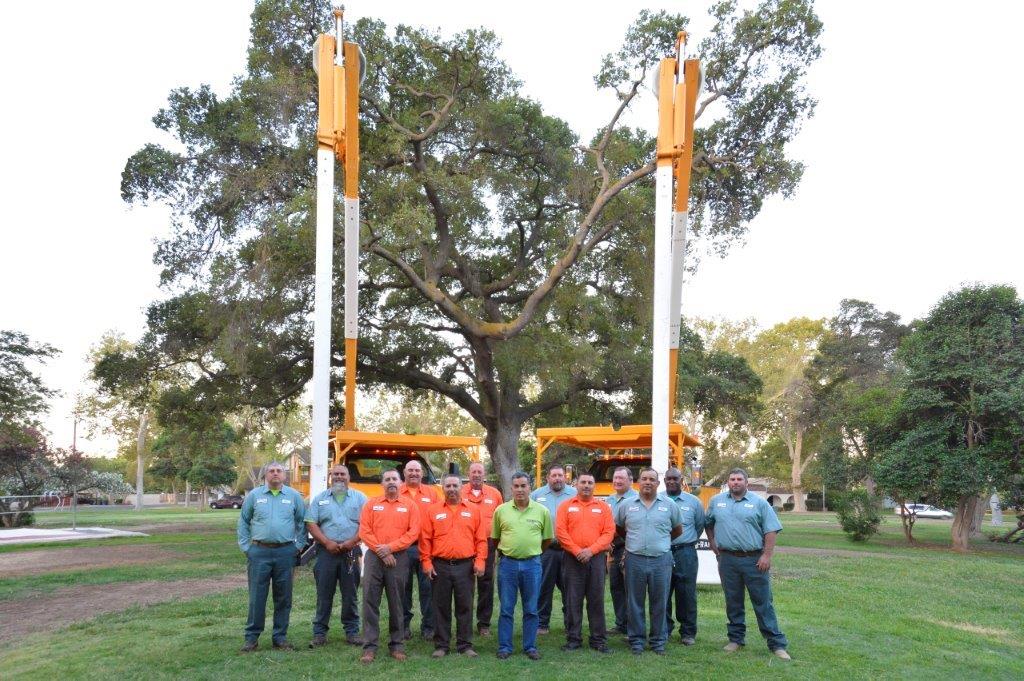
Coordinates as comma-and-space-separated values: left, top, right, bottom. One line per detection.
361, 550, 409, 652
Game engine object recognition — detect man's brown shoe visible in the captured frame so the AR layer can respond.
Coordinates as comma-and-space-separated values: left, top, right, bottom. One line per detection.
309, 635, 327, 649
462, 648, 479, 658
360, 651, 375, 664
723, 642, 743, 653
272, 640, 295, 651
431, 648, 447, 658
537, 627, 550, 635
478, 625, 491, 636
773, 649, 792, 661
239, 641, 258, 653
345, 634, 363, 646
390, 650, 408, 661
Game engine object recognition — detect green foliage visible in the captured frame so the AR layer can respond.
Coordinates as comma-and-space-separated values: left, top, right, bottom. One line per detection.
0, 427, 52, 527
120, 0, 823, 489
833, 489, 883, 542
0, 330, 58, 439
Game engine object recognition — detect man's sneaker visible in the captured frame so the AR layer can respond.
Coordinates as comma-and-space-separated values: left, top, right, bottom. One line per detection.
526, 649, 541, 660
723, 642, 743, 653
431, 648, 447, 658
345, 634, 363, 646
309, 635, 327, 649
390, 650, 407, 662
239, 641, 258, 653
462, 648, 479, 658
681, 637, 696, 646
360, 651, 375, 664
773, 648, 792, 661
477, 625, 491, 636
272, 640, 295, 651
537, 627, 550, 635
560, 643, 582, 651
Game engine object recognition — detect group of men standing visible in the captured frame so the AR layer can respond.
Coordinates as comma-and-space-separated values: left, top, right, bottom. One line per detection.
236, 460, 790, 661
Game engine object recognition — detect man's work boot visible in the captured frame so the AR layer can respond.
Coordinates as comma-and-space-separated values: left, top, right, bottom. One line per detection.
272, 640, 295, 651
390, 650, 408, 661
239, 640, 258, 653
681, 637, 696, 646
477, 625, 491, 636
360, 651, 375, 664
537, 627, 550, 635
723, 642, 743, 653
773, 648, 792, 661
431, 648, 447, 658
462, 648, 479, 658
309, 635, 327, 649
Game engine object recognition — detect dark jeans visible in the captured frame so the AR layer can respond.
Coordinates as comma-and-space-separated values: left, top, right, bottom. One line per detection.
624, 551, 673, 652
244, 544, 295, 643
312, 545, 361, 637
475, 543, 497, 628
497, 555, 542, 654
431, 558, 476, 652
362, 549, 410, 652
538, 544, 565, 629
718, 552, 788, 651
403, 543, 434, 636
666, 543, 698, 639
562, 550, 607, 647
609, 543, 627, 632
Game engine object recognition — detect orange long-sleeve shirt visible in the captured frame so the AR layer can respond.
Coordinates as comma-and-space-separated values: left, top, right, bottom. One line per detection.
400, 483, 441, 520
460, 482, 503, 526
418, 499, 488, 573
555, 495, 616, 557
359, 494, 421, 553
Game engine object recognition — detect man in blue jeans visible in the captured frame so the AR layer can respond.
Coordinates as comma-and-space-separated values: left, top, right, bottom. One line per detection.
491, 471, 553, 660
664, 467, 706, 645
613, 467, 682, 655
236, 462, 307, 653
706, 467, 790, 661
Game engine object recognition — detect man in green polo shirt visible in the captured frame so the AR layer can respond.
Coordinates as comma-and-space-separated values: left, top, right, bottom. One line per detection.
237, 461, 306, 653
705, 467, 789, 660
491, 471, 553, 661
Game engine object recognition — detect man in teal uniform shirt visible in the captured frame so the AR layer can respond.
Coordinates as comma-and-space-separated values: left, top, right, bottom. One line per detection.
237, 461, 306, 652
663, 467, 706, 645
530, 464, 577, 633
604, 466, 637, 634
306, 464, 368, 648
705, 467, 790, 660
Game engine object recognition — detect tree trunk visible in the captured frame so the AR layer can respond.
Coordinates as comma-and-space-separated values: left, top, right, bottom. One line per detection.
863, 475, 876, 497
485, 415, 524, 500
134, 409, 148, 511
184, 480, 191, 509
951, 493, 984, 552
788, 429, 808, 512
899, 504, 916, 543
970, 493, 987, 538
200, 488, 208, 512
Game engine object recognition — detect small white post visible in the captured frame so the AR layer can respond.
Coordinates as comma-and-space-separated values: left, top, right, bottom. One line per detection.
311, 148, 335, 498
651, 164, 674, 484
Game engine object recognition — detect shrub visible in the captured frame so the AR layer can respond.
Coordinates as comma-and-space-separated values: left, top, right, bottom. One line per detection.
834, 490, 883, 542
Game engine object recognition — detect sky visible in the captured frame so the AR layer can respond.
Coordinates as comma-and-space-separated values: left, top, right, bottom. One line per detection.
2, 1, 1022, 455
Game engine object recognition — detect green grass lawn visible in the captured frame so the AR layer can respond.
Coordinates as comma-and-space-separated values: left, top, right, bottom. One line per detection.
1, 508, 1021, 680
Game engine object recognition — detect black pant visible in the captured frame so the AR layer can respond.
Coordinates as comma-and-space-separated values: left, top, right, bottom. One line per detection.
609, 543, 627, 632
403, 543, 434, 636
361, 550, 409, 652
312, 546, 361, 637
562, 550, 608, 647
538, 544, 565, 628
475, 542, 496, 628
431, 558, 476, 652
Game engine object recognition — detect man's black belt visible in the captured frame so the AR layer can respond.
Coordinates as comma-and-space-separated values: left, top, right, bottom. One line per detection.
546, 542, 561, 550
436, 556, 474, 565
720, 548, 762, 557
672, 542, 698, 549
254, 540, 291, 548
498, 552, 540, 560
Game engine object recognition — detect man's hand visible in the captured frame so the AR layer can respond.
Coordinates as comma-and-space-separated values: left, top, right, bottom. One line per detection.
339, 538, 360, 552
426, 567, 437, 581
756, 553, 772, 572
326, 539, 343, 555
375, 544, 393, 559
382, 553, 397, 568
474, 565, 485, 578
576, 548, 593, 563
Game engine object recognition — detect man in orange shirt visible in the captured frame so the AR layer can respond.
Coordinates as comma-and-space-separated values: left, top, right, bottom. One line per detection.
555, 472, 616, 653
399, 459, 441, 640
421, 473, 488, 658
358, 469, 421, 663
461, 461, 503, 635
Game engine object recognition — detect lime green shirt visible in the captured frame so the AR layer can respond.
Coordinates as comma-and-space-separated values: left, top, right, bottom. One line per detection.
491, 499, 553, 559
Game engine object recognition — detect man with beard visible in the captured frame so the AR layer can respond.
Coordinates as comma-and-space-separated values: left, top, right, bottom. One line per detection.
663, 467, 706, 646
461, 461, 503, 636
530, 464, 576, 634
555, 472, 615, 653
614, 468, 683, 656
237, 462, 306, 653
604, 466, 637, 635
306, 464, 367, 648
399, 459, 441, 640
358, 469, 421, 663
706, 468, 790, 660
420, 474, 488, 658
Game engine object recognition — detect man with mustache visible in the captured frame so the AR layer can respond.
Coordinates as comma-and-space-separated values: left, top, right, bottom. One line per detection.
399, 459, 441, 641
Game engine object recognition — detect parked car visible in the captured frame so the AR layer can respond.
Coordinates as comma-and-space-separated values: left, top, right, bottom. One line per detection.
210, 494, 244, 509
895, 503, 953, 519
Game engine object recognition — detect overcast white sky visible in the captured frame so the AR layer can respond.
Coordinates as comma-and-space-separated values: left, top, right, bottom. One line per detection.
2, 1, 1022, 454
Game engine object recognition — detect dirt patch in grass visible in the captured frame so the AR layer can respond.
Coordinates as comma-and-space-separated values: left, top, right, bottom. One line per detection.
0, 575, 247, 645
0, 545, 185, 577
776, 546, 908, 560
932, 619, 1019, 644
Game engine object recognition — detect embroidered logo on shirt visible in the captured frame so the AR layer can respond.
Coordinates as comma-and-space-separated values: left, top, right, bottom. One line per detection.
256, 498, 268, 504
460, 511, 472, 518
421, 497, 431, 503
567, 507, 580, 513
318, 499, 330, 506
744, 503, 755, 508
657, 506, 668, 512
396, 507, 408, 513
591, 508, 603, 513
537, 497, 547, 502
716, 503, 727, 508
435, 513, 448, 520
281, 498, 292, 504
372, 505, 385, 511
628, 506, 640, 512
484, 499, 494, 504
681, 506, 690, 511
